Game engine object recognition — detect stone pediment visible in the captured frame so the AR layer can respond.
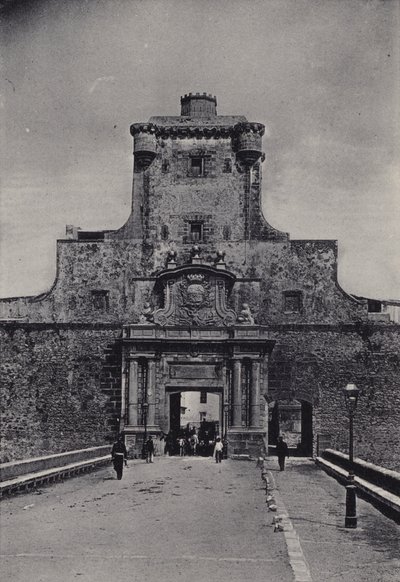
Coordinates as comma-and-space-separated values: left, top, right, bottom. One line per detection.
152, 265, 237, 327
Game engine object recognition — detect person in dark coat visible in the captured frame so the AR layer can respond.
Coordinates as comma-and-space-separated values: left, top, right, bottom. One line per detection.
145, 435, 155, 463
276, 436, 289, 471
111, 436, 128, 480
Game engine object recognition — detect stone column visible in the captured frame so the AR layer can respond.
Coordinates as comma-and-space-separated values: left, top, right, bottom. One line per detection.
128, 359, 139, 426
120, 359, 127, 428
250, 360, 261, 428
147, 359, 156, 426
232, 359, 242, 427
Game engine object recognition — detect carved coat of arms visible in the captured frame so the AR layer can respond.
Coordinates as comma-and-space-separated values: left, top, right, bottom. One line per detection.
152, 267, 237, 327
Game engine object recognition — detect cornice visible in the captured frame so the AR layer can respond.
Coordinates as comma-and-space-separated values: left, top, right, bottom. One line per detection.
130, 121, 265, 139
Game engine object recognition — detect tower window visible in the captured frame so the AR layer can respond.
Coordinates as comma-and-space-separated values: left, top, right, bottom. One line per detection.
200, 391, 207, 404
161, 225, 169, 240
190, 156, 204, 176
190, 222, 203, 242
223, 158, 232, 173
223, 224, 231, 240
283, 291, 302, 313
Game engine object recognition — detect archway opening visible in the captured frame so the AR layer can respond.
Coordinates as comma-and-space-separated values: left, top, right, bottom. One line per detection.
167, 390, 222, 456
268, 399, 313, 456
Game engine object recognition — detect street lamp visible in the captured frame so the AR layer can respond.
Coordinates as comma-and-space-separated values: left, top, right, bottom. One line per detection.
141, 401, 149, 460
343, 383, 360, 528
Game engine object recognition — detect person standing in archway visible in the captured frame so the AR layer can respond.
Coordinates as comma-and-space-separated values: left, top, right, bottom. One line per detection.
276, 436, 289, 471
146, 435, 155, 463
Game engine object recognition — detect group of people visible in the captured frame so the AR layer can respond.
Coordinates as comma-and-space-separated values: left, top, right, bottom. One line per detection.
111, 433, 290, 479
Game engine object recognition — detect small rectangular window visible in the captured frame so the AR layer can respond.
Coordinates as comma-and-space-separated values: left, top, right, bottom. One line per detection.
190, 222, 203, 241
200, 391, 207, 404
223, 158, 232, 173
284, 291, 301, 313
91, 290, 109, 310
190, 156, 204, 176
199, 411, 207, 422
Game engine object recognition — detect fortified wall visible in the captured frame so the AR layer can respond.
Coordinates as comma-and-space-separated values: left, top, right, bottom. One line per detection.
1, 93, 399, 469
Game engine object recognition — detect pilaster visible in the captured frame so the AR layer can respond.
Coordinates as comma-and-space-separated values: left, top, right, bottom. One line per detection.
232, 358, 242, 427
128, 359, 139, 425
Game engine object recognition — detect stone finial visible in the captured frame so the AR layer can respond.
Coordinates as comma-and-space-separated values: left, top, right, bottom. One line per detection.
215, 250, 226, 270
191, 245, 202, 264
167, 249, 177, 269
65, 225, 81, 240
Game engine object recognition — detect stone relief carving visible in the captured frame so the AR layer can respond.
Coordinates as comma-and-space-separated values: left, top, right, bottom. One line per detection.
139, 301, 154, 323
153, 268, 237, 327
237, 303, 255, 325
177, 274, 217, 326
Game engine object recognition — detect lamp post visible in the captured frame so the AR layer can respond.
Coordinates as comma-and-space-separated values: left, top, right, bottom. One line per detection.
141, 401, 149, 460
343, 383, 360, 528
223, 402, 230, 459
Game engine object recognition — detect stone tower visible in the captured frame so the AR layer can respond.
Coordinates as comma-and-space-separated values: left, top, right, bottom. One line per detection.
109, 91, 286, 244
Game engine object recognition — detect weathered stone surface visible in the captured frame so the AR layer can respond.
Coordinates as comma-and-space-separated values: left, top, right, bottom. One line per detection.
0, 94, 398, 468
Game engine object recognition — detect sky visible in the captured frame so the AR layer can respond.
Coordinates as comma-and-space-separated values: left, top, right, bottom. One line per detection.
1, 0, 399, 300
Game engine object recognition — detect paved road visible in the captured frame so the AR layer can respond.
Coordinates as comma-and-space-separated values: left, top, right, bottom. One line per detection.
265, 457, 400, 582
0, 456, 293, 582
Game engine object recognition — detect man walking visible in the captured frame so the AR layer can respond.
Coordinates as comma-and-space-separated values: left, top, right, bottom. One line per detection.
214, 437, 224, 463
111, 435, 128, 480
145, 435, 155, 463
276, 436, 289, 471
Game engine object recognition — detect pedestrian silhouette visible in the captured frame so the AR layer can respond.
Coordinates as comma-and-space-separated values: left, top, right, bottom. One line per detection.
276, 436, 289, 471
145, 435, 155, 463
111, 435, 128, 480
214, 437, 223, 463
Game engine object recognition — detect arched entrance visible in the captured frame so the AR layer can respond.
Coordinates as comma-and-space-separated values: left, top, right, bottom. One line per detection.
268, 399, 313, 456
167, 388, 222, 455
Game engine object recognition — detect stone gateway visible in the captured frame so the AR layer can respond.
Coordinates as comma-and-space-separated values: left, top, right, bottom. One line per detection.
1, 93, 399, 468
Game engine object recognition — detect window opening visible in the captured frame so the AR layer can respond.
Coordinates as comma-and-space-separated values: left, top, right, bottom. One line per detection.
200, 391, 207, 404
223, 158, 232, 173
190, 222, 203, 242
91, 290, 109, 310
284, 291, 302, 313
191, 156, 204, 176
223, 224, 231, 240
161, 225, 169, 240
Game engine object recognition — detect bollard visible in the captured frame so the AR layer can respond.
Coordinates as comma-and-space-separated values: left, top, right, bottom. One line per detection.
272, 515, 284, 532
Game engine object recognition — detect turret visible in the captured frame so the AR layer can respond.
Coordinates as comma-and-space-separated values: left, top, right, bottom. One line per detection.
180, 92, 217, 117
130, 123, 157, 170
234, 122, 265, 166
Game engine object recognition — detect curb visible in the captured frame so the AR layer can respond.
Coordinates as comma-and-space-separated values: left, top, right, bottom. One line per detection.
260, 461, 313, 582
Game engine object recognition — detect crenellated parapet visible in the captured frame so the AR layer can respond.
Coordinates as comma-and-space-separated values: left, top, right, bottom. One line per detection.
180, 92, 217, 117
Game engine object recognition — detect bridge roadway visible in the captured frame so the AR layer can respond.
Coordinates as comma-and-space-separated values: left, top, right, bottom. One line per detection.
1, 456, 399, 582
1, 455, 292, 582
